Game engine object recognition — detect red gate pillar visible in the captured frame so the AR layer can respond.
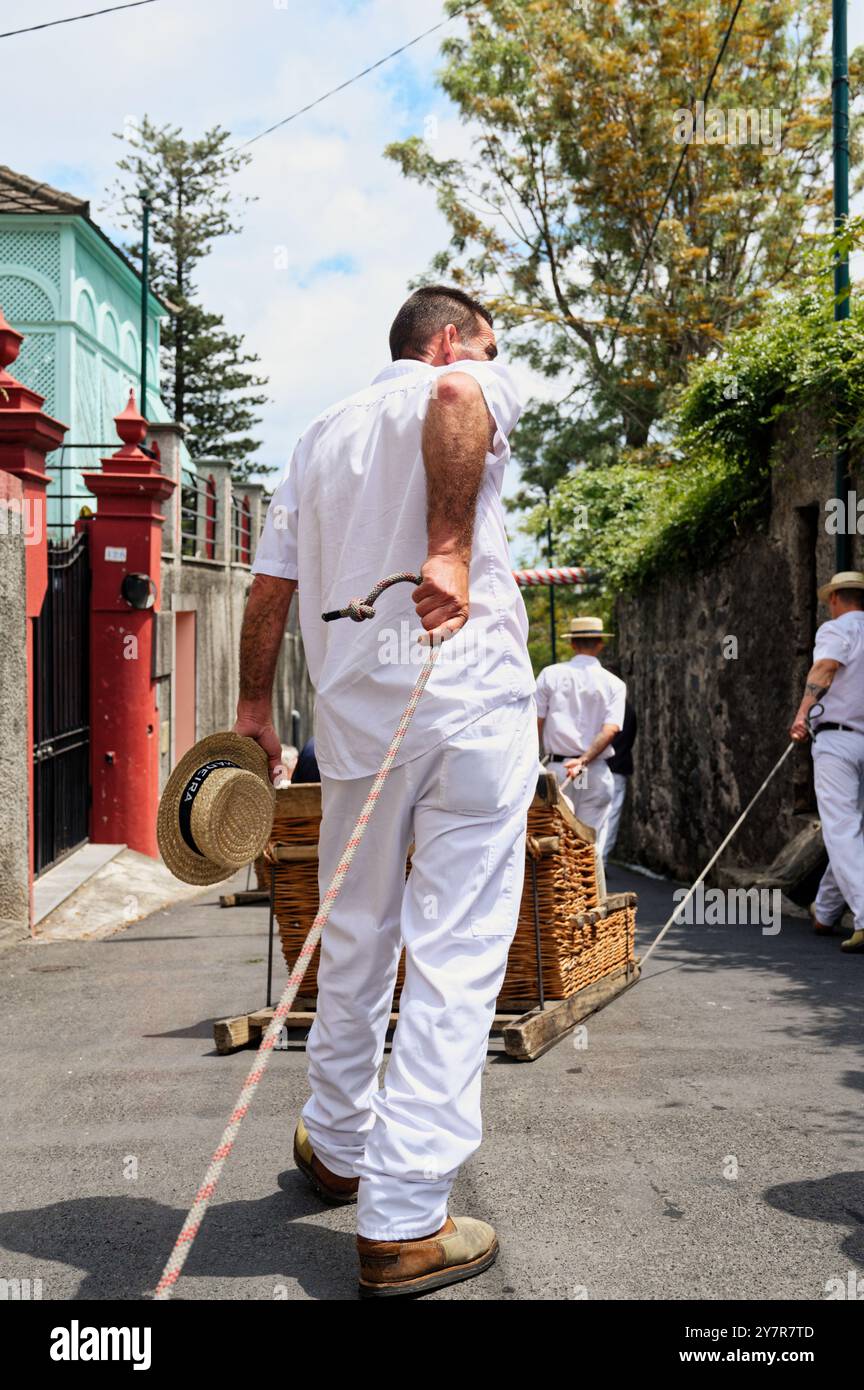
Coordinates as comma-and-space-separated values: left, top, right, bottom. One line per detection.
0, 307, 67, 915
82, 391, 175, 857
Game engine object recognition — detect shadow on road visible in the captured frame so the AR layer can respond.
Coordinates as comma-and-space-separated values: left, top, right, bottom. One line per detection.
608, 864, 864, 1072
0, 1169, 359, 1300
764, 1171, 864, 1271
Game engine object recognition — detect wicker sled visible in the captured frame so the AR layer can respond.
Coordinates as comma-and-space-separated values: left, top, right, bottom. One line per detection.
257, 770, 635, 1007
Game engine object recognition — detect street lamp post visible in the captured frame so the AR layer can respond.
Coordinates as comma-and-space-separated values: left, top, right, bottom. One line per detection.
545, 501, 557, 664
833, 0, 852, 571
139, 188, 152, 417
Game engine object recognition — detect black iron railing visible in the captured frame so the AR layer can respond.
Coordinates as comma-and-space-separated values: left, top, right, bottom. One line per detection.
231, 491, 251, 565
32, 531, 91, 875
181, 467, 217, 560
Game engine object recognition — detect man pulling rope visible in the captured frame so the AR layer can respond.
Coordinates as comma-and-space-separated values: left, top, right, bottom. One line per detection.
155, 577, 438, 1299
228, 286, 538, 1299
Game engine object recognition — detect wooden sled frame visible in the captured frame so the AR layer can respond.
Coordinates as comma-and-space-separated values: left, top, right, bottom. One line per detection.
214, 957, 640, 1062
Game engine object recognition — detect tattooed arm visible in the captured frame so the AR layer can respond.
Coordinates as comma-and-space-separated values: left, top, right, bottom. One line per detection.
234, 573, 297, 783
789, 657, 841, 742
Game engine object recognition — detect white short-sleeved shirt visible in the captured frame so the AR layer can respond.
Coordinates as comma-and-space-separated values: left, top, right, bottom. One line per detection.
534, 654, 626, 759
813, 610, 864, 732
252, 359, 536, 779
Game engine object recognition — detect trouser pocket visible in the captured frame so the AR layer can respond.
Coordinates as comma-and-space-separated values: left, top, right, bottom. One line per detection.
438, 698, 537, 817
468, 831, 524, 937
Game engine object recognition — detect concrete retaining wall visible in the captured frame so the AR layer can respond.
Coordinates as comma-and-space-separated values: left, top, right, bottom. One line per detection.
0, 471, 31, 945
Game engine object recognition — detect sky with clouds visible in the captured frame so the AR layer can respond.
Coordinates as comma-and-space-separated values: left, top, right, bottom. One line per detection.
3, 0, 863, 537
4, 0, 487, 472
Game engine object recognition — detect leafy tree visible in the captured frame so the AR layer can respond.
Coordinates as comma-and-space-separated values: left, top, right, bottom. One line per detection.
387, 0, 861, 523
108, 118, 269, 479
548, 222, 864, 594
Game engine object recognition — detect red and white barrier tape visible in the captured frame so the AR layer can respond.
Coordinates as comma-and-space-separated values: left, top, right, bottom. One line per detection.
512, 566, 590, 587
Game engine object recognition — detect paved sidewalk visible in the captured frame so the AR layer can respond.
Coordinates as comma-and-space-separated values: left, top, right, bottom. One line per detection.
1, 866, 863, 1300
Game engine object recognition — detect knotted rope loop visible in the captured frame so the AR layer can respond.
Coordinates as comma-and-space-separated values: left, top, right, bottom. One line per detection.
322, 571, 422, 623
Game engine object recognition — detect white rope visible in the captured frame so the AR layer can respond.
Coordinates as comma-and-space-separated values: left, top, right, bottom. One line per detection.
640, 742, 797, 967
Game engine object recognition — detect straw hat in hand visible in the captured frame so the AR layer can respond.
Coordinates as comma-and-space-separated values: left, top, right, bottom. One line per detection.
157, 732, 276, 886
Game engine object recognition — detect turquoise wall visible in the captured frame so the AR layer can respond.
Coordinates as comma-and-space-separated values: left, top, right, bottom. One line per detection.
0, 214, 187, 533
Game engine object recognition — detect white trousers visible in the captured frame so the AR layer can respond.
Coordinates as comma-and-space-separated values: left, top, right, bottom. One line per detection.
603, 772, 629, 862
813, 729, 864, 934
552, 757, 615, 860
301, 695, 538, 1240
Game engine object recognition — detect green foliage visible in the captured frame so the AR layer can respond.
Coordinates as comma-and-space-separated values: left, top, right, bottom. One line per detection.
546, 236, 864, 593
387, 0, 855, 481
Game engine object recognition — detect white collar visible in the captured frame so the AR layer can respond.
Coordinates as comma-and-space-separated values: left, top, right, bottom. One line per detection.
371, 359, 433, 385
569, 653, 599, 666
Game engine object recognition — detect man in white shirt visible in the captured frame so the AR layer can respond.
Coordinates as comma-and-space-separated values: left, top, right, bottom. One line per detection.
535, 617, 625, 858
790, 571, 864, 953
234, 286, 537, 1298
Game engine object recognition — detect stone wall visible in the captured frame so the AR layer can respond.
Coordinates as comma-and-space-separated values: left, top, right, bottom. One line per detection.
614, 410, 861, 880
0, 471, 30, 945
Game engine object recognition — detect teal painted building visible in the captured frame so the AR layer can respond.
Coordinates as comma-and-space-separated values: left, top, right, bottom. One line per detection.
0, 165, 186, 532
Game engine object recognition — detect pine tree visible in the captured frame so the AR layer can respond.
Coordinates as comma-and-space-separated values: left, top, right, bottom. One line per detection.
108, 118, 270, 480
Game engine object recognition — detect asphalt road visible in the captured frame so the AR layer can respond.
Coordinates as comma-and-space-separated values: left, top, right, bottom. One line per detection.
2, 864, 863, 1301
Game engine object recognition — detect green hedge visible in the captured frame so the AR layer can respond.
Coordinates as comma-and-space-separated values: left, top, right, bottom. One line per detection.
547, 282, 864, 594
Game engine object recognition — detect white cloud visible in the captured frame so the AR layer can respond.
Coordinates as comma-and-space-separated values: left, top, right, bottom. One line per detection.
3, 0, 553, 511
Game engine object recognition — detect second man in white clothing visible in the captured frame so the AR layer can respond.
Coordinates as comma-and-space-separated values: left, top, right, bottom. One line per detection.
535, 616, 625, 858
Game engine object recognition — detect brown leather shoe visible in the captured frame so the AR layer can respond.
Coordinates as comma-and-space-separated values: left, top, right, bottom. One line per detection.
810, 903, 837, 936
813, 918, 837, 936
293, 1118, 359, 1205
357, 1215, 498, 1298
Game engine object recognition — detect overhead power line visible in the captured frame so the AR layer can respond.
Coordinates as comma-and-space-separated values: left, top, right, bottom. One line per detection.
236, 1, 475, 150
0, 0, 160, 40
93, 5, 476, 220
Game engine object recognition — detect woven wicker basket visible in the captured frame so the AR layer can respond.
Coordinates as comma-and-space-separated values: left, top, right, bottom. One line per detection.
501, 770, 599, 1002
260, 771, 635, 1007
256, 784, 407, 1002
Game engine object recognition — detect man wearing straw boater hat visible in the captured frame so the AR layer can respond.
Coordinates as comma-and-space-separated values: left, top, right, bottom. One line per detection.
790, 571, 864, 952
227, 287, 537, 1298
535, 616, 625, 859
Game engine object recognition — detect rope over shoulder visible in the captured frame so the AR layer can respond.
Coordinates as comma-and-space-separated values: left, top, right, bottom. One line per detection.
322, 571, 422, 623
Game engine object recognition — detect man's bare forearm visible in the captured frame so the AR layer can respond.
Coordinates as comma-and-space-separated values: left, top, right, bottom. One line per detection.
411, 372, 494, 640
423, 372, 492, 560
789, 656, 840, 740
584, 723, 620, 766
238, 573, 297, 710
795, 658, 838, 721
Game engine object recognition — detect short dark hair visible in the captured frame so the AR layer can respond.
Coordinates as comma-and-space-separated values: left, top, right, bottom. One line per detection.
835, 587, 864, 609
389, 285, 492, 361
